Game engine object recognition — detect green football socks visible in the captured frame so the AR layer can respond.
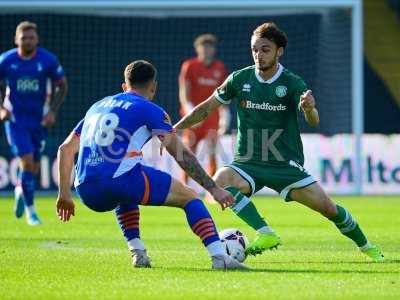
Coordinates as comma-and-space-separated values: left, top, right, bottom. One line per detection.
225, 186, 271, 232
329, 204, 369, 247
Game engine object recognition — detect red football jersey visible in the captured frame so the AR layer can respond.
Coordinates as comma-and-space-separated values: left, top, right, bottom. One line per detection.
179, 58, 227, 129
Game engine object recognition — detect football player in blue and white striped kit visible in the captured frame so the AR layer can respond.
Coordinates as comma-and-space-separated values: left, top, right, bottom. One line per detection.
56, 60, 247, 270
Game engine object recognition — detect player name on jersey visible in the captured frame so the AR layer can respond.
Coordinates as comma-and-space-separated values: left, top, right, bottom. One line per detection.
97, 98, 133, 110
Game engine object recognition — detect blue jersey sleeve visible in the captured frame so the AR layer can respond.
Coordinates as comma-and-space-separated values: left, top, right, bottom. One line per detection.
144, 102, 174, 136
47, 53, 65, 83
73, 119, 84, 137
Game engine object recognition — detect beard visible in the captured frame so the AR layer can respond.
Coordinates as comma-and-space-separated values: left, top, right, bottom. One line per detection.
21, 45, 36, 56
256, 54, 278, 72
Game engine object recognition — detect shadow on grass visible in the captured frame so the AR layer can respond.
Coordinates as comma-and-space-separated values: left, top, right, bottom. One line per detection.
153, 260, 400, 274
252, 259, 400, 265
152, 267, 399, 274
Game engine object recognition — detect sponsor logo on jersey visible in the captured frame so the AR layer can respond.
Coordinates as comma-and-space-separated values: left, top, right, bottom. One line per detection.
10, 64, 18, 70
213, 70, 221, 78
16, 77, 39, 93
242, 83, 251, 92
244, 100, 286, 111
198, 77, 218, 86
275, 85, 287, 98
84, 151, 105, 166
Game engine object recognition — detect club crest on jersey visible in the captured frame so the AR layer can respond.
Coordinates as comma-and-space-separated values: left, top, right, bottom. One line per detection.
37, 63, 43, 72
163, 112, 172, 125
275, 85, 287, 98
242, 83, 251, 92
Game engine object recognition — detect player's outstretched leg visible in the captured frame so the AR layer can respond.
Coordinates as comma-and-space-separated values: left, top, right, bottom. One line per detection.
115, 204, 150, 268
164, 178, 248, 270
19, 154, 41, 225
290, 182, 384, 262
214, 167, 281, 256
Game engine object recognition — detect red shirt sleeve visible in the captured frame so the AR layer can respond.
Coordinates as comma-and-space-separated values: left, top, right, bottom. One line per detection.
179, 60, 193, 84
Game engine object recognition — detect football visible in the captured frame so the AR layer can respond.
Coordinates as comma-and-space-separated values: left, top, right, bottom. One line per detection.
219, 228, 249, 263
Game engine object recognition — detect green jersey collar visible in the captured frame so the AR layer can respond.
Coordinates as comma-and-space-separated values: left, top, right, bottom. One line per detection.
254, 63, 284, 84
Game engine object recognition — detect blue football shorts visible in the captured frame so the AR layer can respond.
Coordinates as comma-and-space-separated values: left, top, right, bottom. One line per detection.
4, 121, 47, 161
75, 164, 172, 212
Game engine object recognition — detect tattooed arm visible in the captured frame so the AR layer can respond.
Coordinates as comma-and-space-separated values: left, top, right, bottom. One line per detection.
174, 95, 222, 130
161, 132, 234, 209
50, 79, 68, 113
42, 79, 68, 128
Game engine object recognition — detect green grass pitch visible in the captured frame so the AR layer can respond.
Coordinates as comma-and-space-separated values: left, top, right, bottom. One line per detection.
0, 195, 399, 300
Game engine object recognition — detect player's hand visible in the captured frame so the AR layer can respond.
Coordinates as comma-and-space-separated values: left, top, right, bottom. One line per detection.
56, 194, 75, 222
209, 186, 235, 210
0, 108, 11, 122
300, 90, 316, 113
42, 111, 56, 128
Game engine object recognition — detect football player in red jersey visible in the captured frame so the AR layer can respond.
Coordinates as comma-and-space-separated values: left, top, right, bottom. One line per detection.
178, 34, 230, 184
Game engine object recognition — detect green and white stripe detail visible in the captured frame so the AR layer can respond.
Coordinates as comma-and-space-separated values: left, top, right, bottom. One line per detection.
226, 164, 256, 196
214, 90, 231, 104
230, 192, 251, 213
280, 175, 316, 200
335, 209, 358, 233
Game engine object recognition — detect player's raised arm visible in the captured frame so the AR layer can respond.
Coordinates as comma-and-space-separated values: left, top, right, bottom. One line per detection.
161, 132, 234, 210
300, 90, 320, 127
56, 120, 82, 221
174, 95, 222, 130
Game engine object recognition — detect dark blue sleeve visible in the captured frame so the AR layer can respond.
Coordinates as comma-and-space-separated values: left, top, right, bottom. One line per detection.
73, 119, 84, 137
144, 102, 174, 136
47, 53, 65, 83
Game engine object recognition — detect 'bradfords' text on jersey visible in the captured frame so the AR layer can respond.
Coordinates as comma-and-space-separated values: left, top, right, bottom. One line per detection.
244, 100, 287, 111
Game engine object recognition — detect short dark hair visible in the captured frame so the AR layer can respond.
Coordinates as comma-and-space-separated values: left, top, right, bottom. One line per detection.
194, 33, 217, 47
15, 21, 38, 36
252, 22, 288, 49
124, 60, 157, 88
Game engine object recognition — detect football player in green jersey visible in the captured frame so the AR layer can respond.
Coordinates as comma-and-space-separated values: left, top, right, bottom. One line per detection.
174, 22, 384, 262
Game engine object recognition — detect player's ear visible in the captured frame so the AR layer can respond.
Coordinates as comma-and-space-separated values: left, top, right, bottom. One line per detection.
122, 83, 127, 92
153, 80, 158, 93
277, 47, 284, 58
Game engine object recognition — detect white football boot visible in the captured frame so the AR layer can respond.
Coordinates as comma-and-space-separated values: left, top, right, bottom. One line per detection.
211, 254, 249, 270
131, 249, 151, 268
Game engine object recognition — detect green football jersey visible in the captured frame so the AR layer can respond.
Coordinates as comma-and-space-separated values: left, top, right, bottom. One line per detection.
214, 64, 308, 166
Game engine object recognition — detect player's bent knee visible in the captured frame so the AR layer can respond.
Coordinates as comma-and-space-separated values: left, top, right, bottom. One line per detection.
213, 167, 251, 195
